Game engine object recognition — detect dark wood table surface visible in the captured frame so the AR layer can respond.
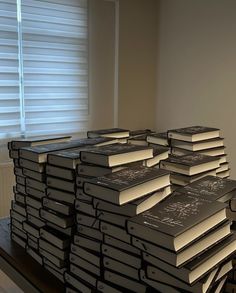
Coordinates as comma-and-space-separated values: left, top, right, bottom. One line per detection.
0, 217, 64, 293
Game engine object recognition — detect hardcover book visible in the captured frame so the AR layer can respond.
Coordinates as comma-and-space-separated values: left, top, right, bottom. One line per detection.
87, 128, 130, 139
40, 226, 71, 249
170, 137, 224, 151
127, 191, 227, 251
160, 153, 220, 176
168, 126, 220, 142
143, 145, 169, 167
84, 166, 170, 205
144, 233, 236, 284
178, 175, 236, 202
80, 144, 153, 167
146, 132, 169, 146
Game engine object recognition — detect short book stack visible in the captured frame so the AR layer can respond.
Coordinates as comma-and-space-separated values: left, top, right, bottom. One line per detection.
168, 126, 230, 179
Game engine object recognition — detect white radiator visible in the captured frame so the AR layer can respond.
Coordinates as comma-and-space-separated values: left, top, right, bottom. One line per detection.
0, 162, 15, 218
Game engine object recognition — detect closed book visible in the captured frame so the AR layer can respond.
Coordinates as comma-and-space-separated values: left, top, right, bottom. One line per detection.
141, 268, 217, 293
39, 248, 68, 268
44, 265, 64, 283
26, 186, 45, 200
47, 221, 75, 237
14, 167, 24, 177
144, 233, 236, 285
96, 280, 124, 293
27, 214, 45, 228
26, 177, 46, 192
87, 128, 129, 139
71, 244, 101, 267
40, 226, 71, 249
160, 154, 220, 176
76, 213, 100, 229
43, 258, 67, 275
46, 164, 75, 181
131, 220, 231, 267
104, 270, 147, 293
10, 209, 26, 223
170, 137, 224, 151
11, 233, 26, 249
127, 191, 227, 251
69, 264, 97, 289
11, 225, 27, 240
10, 135, 71, 149
76, 188, 93, 203
16, 183, 27, 195
43, 197, 74, 216
100, 221, 131, 244
139, 269, 185, 293
77, 163, 126, 177
22, 221, 40, 238
28, 237, 39, 250
216, 162, 229, 173
47, 137, 117, 169
168, 126, 220, 142
39, 238, 69, 260
64, 272, 96, 293
46, 176, 75, 193
75, 200, 96, 217
46, 187, 75, 205
171, 146, 225, 157
11, 218, 23, 231
170, 169, 217, 186
26, 205, 40, 219
146, 132, 169, 146
103, 235, 141, 256
40, 208, 75, 228
74, 234, 102, 253
144, 145, 169, 167
98, 211, 128, 228
19, 158, 45, 173
84, 166, 170, 205
217, 169, 230, 179
23, 168, 46, 182
80, 144, 153, 167
70, 252, 101, 276
214, 259, 233, 282
103, 257, 139, 281
178, 175, 236, 202
16, 175, 26, 186
19, 138, 102, 163
102, 244, 141, 269
26, 196, 42, 209
128, 134, 149, 146
11, 201, 26, 217
93, 186, 171, 217
77, 224, 103, 241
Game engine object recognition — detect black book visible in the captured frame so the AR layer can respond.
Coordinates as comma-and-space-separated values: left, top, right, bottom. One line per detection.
39, 247, 68, 268
144, 233, 236, 285
44, 265, 64, 283
104, 270, 147, 293
84, 166, 170, 205
103, 256, 139, 281
40, 208, 75, 229
170, 169, 217, 186
80, 144, 153, 167
11, 233, 26, 249
39, 238, 69, 260
87, 127, 129, 139
69, 264, 97, 288
132, 220, 231, 267
64, 272, 96, 293
9, 149, 19, 159
19, 158, 45, 173
14, 192, 25, 205
26, 186, 45, 200
70, 253, 101, 277
19, 138, 113, 163
178, 176, 236, 202
77, 163, 126, 178
168, 126, 220, 142
146, 132, 169, 146
144, 145, 169, 167
10, 209, 26, 223
40, 226, 71, 249
93, 185, 171, 216
22, 221, 40, 238
46, 187, 75, 205
104, 235, 141, 256
26, 177, 46, 192
160, 153, 220, 176
170, 137, 224, 151
9, 135, 71, 150
127, 191, 227, 251
129, 129, 153, 138
26, 246, 43, 265
127, 134, 149, 146
46, 165, 75, 181
77, 225, 103, 241
27, 214, 45, 228
71, 244, 101, 267
100, 221, 131, 244
74, 234, 102, 253
43, 197, 74, 216
22, 168, 46, 182
171, 146, 226, 157
11, 201, 26, 217
46, 176, 75, 193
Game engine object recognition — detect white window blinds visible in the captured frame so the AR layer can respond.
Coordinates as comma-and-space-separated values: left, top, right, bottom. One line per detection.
0, 0, 21, 138
0, 0, 88, 139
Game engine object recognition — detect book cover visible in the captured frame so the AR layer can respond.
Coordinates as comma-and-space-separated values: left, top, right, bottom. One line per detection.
127, 191, 226, 251
84, 166, 170, 205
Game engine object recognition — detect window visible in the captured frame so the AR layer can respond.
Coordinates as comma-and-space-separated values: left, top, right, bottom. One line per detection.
0, 0, 88, 139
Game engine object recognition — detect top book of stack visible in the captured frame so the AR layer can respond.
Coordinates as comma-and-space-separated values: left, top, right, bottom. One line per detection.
168, 126, 220, 142
87, 128, 130, 139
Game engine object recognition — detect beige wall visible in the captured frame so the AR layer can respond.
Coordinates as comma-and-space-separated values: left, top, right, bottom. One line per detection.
156, 0, 236, 178
89, 0, 158, 131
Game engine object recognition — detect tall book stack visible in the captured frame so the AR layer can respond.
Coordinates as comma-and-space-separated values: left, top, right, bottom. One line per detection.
8, 136, 72, 254
8, 136, 117, 281
64, 143, 171, 292
127, 190, 236, 292
160, 153, 221, 187
168, 126, 230, 179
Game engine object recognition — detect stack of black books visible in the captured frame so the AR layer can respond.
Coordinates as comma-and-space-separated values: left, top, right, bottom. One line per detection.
127, 190, 236, 292
64, 143, 171, 292
160, 153, 220, 187
8, 136, 71, 252
168, 126, 230, 179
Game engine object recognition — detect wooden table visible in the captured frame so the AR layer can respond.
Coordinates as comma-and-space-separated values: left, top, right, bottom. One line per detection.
0, 218, 64, 293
